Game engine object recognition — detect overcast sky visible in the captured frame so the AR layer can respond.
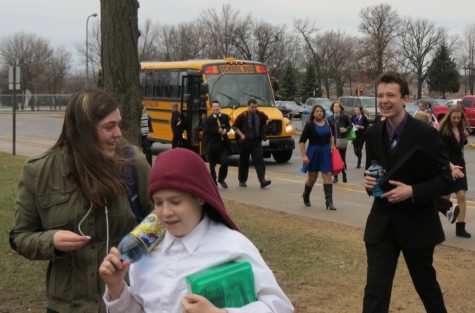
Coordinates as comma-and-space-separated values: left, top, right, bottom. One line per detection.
1, 0, 473, 69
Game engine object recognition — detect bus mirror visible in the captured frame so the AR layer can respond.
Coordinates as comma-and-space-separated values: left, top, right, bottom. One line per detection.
229, 100, 240, 110
200, 83, 209, 95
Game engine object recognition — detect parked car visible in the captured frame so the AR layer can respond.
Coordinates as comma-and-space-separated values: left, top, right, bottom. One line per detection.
445, 99, 462, 106
415, 98, 453, 122
275, 100, 303, 118
337, 96, 380, 123
405, 103, 418, 116
304, 97, 333, 116
461, 95, 475, 131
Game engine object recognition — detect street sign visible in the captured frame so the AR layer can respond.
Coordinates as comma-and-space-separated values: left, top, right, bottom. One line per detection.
8, 66, 20, 90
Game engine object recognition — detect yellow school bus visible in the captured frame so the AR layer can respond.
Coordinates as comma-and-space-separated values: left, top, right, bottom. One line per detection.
140, 58, 295, 163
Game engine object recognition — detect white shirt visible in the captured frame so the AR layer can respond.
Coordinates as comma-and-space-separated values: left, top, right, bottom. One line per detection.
104, 216, 294, 313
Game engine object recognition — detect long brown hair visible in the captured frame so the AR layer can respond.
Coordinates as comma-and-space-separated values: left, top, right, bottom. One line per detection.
438, 104, 469, 137
52, 88, 128, 207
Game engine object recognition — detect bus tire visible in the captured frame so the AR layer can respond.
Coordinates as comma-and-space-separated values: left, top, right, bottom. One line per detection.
272, 150, 292, 163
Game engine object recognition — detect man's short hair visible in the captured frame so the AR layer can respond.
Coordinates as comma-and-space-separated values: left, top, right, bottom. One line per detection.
211, 100, 220, 106
248, 99, 257, 106
375, 72, 410, 98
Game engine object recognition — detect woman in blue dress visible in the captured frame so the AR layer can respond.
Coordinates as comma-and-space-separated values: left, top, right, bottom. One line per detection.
299, 104, 336, 209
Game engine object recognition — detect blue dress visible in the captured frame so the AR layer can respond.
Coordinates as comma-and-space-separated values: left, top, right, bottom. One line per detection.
307, 123, 332, 173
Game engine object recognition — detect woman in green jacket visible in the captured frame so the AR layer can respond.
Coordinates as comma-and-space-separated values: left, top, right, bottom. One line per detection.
9, 88, 152, 313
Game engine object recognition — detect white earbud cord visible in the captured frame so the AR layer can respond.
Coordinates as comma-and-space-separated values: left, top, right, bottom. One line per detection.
78, 203, 110, 254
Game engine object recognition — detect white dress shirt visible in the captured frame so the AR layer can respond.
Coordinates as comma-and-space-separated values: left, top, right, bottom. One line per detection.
104, 216, 294, 313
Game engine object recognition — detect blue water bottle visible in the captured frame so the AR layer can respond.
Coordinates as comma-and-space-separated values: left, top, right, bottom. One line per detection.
368, 160, 385, 198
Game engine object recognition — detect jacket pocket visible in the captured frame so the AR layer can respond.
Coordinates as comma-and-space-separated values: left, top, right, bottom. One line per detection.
38, 192, 70, 229
46, 256, 72, 300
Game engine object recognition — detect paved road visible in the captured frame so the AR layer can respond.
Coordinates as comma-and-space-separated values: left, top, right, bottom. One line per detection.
1, 112, 473, 251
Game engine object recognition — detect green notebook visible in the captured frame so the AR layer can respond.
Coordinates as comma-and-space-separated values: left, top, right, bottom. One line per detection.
186, 261, 257, 308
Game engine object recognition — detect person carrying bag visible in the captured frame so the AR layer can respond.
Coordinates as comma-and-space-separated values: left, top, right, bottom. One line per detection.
327, 101, 352, 183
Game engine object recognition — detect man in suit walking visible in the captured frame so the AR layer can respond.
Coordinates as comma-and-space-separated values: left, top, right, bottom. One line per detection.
203, 100, 231, 188
233, 98, 271, 188
362, 72, 452, 313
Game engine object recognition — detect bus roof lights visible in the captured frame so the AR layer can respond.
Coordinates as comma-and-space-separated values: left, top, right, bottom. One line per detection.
205, 66, 219, 75
255, 65, 267, 74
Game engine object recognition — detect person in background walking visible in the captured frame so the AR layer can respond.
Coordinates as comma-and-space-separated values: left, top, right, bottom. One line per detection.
170, 103, 184, 148
351, 105, 369, 169
414, 111, 461, 224
299, 104, 336, 209
327, 101, 352, 183
363, 72, 452, 313
233, 99, 272, 189
438, 104, 471, 238
203, 100, 231, 188
140, 106, 154, 166
9, 88, 152, 313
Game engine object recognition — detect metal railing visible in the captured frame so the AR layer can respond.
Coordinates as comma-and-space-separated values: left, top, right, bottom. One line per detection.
0, 94, 72, 111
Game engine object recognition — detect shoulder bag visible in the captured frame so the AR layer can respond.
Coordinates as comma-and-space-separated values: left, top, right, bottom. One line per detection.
333, 117, 348, 148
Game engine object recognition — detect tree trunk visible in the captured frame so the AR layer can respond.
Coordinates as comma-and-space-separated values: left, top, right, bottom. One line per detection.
100, 0, 141, 145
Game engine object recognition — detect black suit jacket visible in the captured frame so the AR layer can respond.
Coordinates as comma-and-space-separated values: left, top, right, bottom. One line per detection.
364, 116, 452, 249
204, 113, 231, 153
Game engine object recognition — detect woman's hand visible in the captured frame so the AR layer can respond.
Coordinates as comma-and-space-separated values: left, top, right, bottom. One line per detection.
339, 127, 347, 133
99, 247, 130, 300
302, 156, 309, 165
53, 230, 90, 252
450, 164, 464, 179
181, 294, 227, 313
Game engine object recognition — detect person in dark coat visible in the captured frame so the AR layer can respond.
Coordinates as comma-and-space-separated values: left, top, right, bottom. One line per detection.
438, 104, 471, 238
170, 103, 184, 148
203, 100, 231, 188
232, 99, 271, 189
327, 101, 352, 183
362, 72, 452, 313
351, 105, 369, 168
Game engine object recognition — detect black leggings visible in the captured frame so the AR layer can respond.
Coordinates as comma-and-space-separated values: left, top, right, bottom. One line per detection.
47, 309, 59, 313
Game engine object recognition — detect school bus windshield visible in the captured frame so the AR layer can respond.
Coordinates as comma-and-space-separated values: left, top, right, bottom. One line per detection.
207, 73, 274, 108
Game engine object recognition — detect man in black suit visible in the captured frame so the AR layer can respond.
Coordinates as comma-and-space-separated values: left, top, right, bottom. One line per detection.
362, 72, 452, 313
233, 99, 271, 189
203, 100, 231, 188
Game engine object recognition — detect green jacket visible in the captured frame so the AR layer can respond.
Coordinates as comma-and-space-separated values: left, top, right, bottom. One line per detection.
9, 145, 152, 313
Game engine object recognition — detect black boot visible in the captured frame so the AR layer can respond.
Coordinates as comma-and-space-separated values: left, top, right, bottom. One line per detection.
456, 222, 471, 238
342, 170, 347, 183
332, 175, 338, 183
302, 184, 313, 207
323, 184, 336, 210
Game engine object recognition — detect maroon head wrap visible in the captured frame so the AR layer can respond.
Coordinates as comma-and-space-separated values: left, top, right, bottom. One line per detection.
148, 148, 239, 231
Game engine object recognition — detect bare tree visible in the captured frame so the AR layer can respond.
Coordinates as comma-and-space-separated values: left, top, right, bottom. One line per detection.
101, 0, 141, 143
316, 30, 356, 97
138, 18, 161, 61
359, 4, 401, 76
161, 23, 204, 61
293, 18, 321, 77
0, 32, 53, 92
44, 47, 72, 93
397, 17, 445, 98
461, 24, 475, 94
198, 4, 242, 58
74, 19, 101, 85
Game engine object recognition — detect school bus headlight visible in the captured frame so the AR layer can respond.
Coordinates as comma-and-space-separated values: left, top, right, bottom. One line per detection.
286, 124, 294, 132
